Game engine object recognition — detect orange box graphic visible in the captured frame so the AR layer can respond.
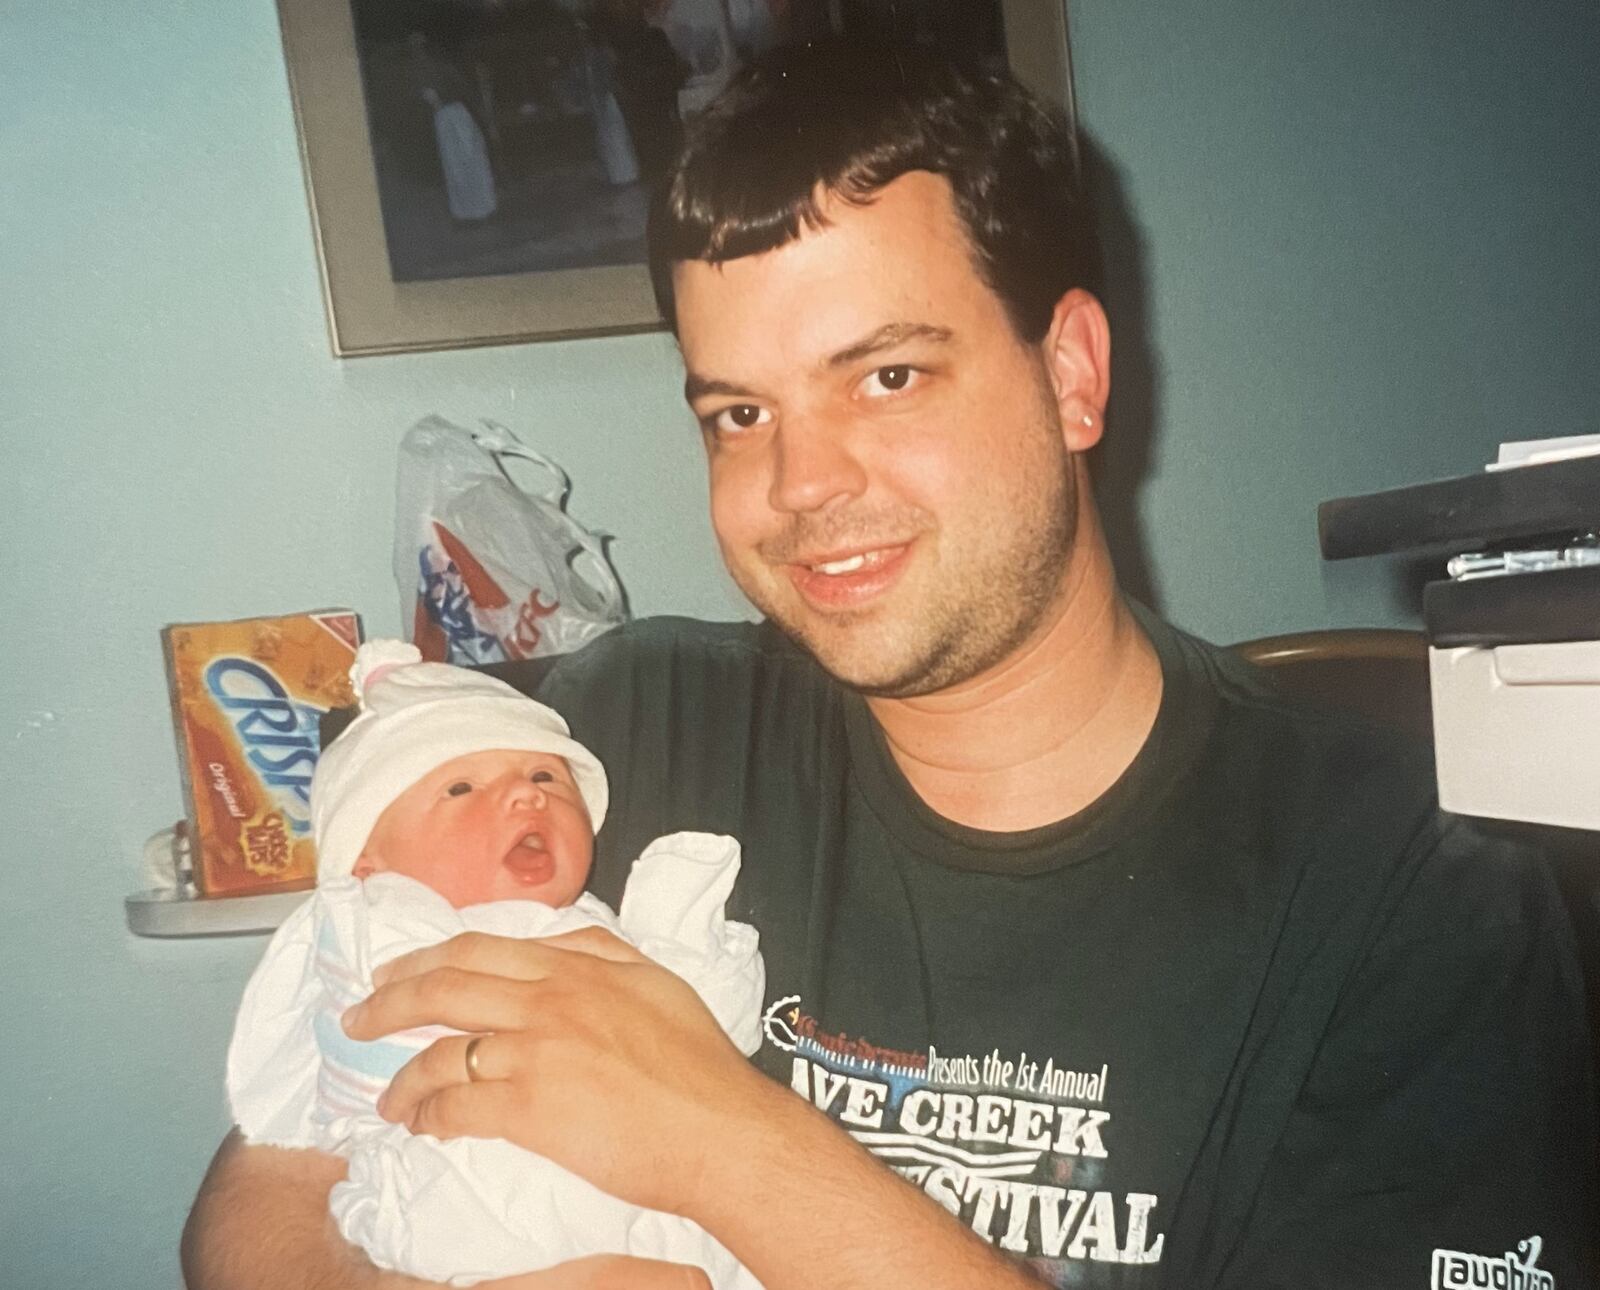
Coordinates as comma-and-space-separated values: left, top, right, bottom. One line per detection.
162, 610, 362, 896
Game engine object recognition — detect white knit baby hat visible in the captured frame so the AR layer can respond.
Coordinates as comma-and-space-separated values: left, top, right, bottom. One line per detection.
310, 639, 609, 881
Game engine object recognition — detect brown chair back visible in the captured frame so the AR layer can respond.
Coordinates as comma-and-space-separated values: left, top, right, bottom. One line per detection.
1231, 628, 1432, 742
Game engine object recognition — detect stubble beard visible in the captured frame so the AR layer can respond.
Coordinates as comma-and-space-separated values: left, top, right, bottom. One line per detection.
732, 445, 1080, 701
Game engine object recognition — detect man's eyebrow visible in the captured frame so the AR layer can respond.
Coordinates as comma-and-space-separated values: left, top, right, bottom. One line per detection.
683, 373, 754, 403
683, 323, 955, 404
826, 322, 953, 369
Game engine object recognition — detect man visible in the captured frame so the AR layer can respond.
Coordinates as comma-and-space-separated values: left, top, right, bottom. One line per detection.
184, 42, 1595, 1290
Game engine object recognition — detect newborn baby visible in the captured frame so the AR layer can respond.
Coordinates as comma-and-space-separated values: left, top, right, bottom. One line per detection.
227, 640, 764, 1288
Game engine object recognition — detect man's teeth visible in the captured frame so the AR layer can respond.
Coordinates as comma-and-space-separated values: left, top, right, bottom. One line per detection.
811, 554, 868, 576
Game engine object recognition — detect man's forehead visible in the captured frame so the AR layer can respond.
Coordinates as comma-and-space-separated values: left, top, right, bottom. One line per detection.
672, 174, 986, 376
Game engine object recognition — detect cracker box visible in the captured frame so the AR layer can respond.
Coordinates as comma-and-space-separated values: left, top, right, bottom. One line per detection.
162, 610, 362, 896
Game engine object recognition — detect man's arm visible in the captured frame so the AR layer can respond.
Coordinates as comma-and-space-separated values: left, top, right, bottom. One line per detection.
694, 1076, 1048, 1289
180, 1132, 386, 1290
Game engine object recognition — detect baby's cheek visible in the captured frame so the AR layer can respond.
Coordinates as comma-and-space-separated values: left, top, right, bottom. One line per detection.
389, 851, 454, 888
445, 865, 506, 909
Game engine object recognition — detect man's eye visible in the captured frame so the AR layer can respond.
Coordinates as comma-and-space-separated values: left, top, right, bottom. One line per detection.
862, 365, 918, 397
709, 404, 772, 435
446, 781, 473, 797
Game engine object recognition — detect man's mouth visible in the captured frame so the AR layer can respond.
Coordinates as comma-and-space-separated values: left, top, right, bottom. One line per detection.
502, 833, 555, 885
785, 543, 912, 607
807, 552, 871, 575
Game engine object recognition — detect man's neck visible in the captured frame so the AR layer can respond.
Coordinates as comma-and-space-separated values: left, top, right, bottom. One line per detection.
866, 504, 1162, 834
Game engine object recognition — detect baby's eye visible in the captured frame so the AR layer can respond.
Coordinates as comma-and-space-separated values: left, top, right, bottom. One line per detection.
861, 365, 919, 397
529, 770, 555, 784
446, 781, 473, 797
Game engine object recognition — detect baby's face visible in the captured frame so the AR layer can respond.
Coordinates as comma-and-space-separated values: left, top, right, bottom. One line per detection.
356, 748, 594, 909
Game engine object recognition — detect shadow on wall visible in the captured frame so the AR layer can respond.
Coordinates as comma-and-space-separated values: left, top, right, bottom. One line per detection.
1079, 133, 1163, 613
1317, 553, 1438, 630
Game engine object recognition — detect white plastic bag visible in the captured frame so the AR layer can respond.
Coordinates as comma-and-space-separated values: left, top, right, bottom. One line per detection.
394, 417, 627, 666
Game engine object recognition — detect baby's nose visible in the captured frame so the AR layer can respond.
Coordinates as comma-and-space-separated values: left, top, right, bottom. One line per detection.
503, 776, 547, 809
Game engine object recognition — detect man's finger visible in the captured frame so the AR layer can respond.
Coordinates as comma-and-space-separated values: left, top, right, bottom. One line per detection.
343, 966, 543, 1040
373, 931, 568, 988
379, 1032, 510, 1122
406, 1076, 524, 1143
535, 925, 647, 964
483, 1254, 712, 1290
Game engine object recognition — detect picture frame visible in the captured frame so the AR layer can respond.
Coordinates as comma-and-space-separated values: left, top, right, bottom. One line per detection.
274, 0, 1078, 358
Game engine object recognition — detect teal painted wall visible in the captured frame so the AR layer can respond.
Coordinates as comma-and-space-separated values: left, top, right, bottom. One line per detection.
0, 2, 1593, 1285
1072, 0, 1600, 631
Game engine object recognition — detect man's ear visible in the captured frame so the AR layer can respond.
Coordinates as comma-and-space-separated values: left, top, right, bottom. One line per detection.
1040, 288, 1111, 452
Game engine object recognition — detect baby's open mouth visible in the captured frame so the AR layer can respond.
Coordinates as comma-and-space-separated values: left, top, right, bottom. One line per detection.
502, 833, 555, 884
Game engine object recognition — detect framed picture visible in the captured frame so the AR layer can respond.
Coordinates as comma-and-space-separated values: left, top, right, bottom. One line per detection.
275, 0, 1077, 357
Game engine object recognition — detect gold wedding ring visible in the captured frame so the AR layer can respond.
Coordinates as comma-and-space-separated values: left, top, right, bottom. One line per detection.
464, 1034, 486, 1083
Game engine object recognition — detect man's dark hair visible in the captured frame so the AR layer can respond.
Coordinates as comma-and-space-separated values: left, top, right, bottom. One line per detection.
647, 40, 1095, 343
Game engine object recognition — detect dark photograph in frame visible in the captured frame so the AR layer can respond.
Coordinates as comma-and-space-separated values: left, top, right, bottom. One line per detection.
275, 0, 1076, 356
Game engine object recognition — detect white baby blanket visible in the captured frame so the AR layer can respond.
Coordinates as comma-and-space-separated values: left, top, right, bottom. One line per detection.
227, 831, 765, 1288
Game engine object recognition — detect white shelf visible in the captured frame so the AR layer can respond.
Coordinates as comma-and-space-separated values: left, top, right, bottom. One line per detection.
125, 887, 309, 938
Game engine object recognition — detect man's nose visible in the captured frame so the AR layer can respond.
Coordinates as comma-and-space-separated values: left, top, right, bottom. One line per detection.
767, 418, 868, 515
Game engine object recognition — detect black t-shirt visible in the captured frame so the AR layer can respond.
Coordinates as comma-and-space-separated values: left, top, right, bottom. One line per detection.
527, 614, 1596, 1289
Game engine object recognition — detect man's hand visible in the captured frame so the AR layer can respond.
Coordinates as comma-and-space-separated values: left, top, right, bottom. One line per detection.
340, 927, 1044, 1290
342, 926, 780, 1219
